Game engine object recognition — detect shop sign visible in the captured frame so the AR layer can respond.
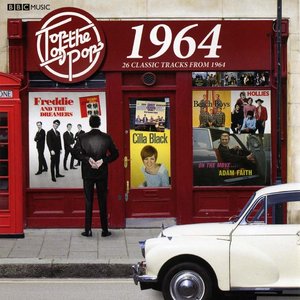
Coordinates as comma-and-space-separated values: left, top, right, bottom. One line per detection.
35, 7, 105, 83
28, 12, 273, 74
0, 90, 13, 98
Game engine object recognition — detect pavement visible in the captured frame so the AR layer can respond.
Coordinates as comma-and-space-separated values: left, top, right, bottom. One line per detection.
0, 228, 161, 278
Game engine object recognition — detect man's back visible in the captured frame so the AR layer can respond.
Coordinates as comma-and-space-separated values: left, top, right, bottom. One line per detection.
74, 129, 119, 179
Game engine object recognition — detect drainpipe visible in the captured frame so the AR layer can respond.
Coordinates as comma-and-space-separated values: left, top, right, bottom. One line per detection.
275, 0, 284, 224
276, 0, 282, 185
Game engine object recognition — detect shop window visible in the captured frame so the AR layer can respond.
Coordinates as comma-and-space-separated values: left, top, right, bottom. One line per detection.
192, 71, 271, 187
29, 72, 106, 88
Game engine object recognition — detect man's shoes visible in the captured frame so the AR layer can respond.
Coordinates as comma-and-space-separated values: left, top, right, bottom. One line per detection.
64, 167, 68, 171
75, 163, 80, 166
101, 231, 112, 237
56, 174, 65, 177
42, 168, 48, 172
52, 177, 56, 182
35, 171, 42, 175
81, 230, 92, 237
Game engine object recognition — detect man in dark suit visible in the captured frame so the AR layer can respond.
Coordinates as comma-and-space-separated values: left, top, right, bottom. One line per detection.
72, 115, 119, 237
46, 119, 64, 182
34, 121, 48, 175
74, 124, 85, 166
63, 123, 76, 170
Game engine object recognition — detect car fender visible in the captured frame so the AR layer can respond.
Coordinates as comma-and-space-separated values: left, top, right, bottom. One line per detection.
144, 236, 231, 291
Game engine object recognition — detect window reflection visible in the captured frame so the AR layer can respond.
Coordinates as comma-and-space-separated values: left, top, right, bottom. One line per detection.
0, 179, 8, 191
0, 161, 8, 176
0, 195, 8, 210
0, 144, 8, 159
0, 112, 8, 126
0, 129, 8, 143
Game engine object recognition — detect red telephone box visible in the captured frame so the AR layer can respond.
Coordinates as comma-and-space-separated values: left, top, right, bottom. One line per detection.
0, 72, 24, 238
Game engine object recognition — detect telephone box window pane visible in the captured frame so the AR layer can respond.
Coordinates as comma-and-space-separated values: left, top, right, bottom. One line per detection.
0, 162, 8, 176
0, 129, 8, 143
0, 113, 7, 126
0, 145, 8, 159
0, 179, 8, 191
0, 195, 8, 210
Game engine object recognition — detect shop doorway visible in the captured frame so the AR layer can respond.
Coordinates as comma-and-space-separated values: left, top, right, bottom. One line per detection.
123, 91, 176, 225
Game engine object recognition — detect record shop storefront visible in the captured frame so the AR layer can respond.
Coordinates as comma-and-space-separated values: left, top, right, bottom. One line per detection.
5, 7, 288, 229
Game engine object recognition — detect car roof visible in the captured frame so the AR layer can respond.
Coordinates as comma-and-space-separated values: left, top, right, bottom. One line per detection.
255, 183, 300, 197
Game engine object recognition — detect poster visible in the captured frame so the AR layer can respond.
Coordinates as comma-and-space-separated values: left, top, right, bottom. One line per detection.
29, 92, 106, 188
192, 89, 271, 186
129, 98, 171, 188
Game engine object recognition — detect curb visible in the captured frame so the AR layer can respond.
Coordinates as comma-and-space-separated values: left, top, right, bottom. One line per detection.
0, 262, 133, 278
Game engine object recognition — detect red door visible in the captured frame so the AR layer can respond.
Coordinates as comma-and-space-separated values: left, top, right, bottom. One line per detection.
123, 91, 176, 223
0, 73, 23, 237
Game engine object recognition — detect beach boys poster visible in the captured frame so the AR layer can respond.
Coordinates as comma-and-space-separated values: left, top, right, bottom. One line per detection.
130, 98, 171, 188
192, 89, 271, 186
28, 91, 106, 188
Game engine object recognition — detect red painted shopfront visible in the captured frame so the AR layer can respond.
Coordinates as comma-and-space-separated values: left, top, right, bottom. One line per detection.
6, 8, 288, 229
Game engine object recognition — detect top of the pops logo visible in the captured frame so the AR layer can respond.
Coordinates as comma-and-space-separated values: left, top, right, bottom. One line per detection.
35, 7, 105, 83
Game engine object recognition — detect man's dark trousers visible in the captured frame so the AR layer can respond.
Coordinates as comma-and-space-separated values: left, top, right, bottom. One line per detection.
83, 178, 108, 232
50, 152, 60, 180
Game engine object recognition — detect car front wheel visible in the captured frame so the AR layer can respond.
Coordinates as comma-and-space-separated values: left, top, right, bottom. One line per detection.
162, 262, 213, 300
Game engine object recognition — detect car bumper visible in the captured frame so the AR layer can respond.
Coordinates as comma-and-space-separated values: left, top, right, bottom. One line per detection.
132, 261, 158, 290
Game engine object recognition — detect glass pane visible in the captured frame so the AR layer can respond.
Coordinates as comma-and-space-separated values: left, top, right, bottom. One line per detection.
0, 112, 8, 126
0, 194, 8, 210
0, 144, 8, 159
0, 161, 8, 176
0, 129, 8, 143
246, 198, 266, 223
0, 179, 8, 191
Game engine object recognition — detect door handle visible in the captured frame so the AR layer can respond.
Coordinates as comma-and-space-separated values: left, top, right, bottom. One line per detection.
124, 156, 131, 168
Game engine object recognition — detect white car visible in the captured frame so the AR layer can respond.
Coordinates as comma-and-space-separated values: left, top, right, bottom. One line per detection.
132, 183, 300, 300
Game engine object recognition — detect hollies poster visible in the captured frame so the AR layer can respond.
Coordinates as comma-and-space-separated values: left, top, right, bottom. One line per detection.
29, 92, 106, 188
192, 90, 271, 186
130, 98, 171, 188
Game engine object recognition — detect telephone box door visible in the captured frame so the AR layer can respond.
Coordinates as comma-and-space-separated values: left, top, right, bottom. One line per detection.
0, 73, 24, 238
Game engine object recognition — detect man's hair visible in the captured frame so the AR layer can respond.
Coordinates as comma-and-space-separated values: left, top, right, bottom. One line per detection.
89, 115, 101, 128
36, 121, 42, 125
220, 132, 230, 139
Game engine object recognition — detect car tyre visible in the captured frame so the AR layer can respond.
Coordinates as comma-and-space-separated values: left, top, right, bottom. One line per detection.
162, 262, 213, 300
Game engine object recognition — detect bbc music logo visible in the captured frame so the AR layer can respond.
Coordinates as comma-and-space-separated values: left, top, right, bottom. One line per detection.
7, 4, 50, 11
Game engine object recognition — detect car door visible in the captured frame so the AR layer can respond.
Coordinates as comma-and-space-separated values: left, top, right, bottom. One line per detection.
230, 193, 300, 289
